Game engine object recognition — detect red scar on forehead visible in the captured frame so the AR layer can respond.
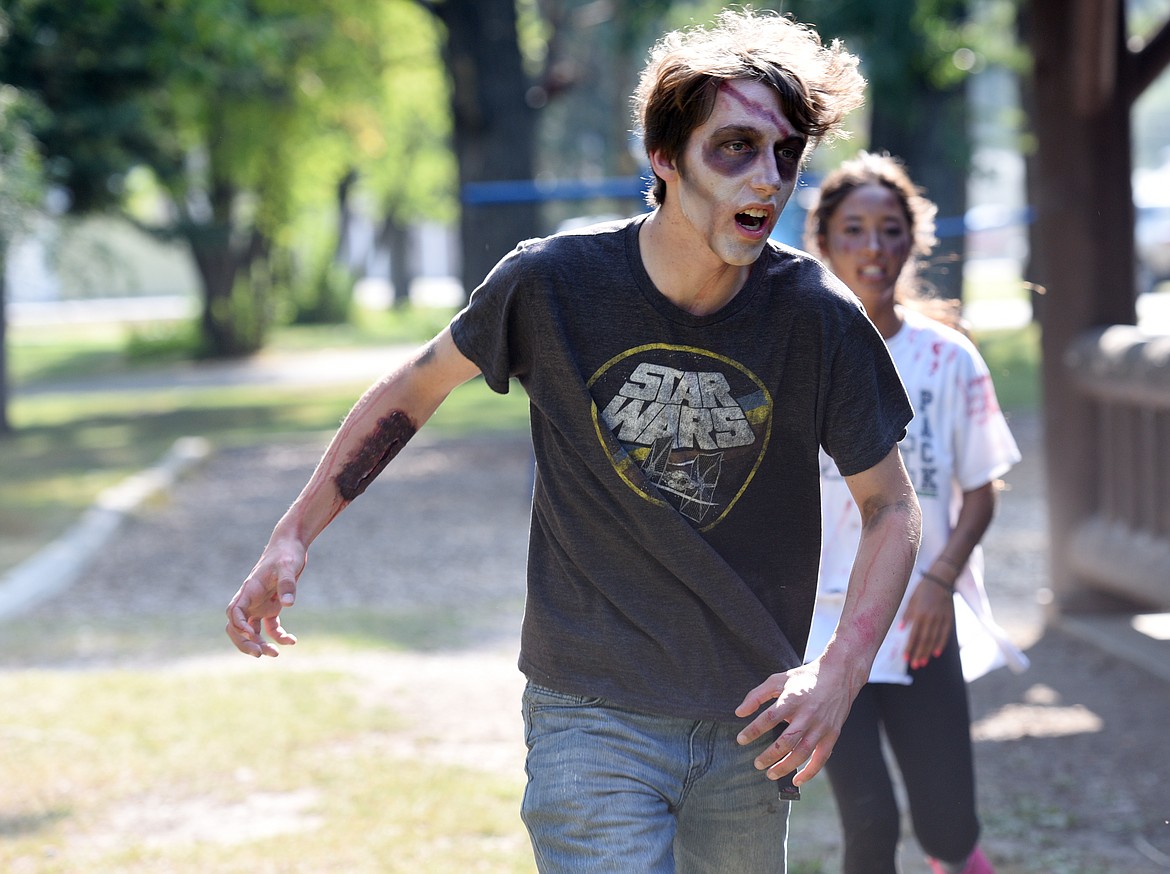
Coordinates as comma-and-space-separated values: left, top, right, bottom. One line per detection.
719, 81, 793, 136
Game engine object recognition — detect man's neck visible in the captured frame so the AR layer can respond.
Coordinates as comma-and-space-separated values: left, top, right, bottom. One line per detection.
638, 209, 751, 317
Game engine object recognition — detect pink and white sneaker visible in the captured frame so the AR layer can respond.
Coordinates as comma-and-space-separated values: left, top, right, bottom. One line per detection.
927, 846, 995, 874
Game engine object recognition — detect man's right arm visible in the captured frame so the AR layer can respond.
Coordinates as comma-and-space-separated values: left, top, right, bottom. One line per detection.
225, 326, 482, 657
735, 447, 921, 784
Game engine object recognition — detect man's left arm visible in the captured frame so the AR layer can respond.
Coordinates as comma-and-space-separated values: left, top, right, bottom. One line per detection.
735, 446, 921, 786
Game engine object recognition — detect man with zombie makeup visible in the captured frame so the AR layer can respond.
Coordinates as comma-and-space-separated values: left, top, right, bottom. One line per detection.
226, 10, 921, 873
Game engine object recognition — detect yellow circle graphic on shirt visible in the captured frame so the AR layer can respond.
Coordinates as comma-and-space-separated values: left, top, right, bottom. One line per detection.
588, 344, 773, 531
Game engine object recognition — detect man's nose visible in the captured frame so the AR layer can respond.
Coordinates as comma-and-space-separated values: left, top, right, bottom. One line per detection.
751, 157, 782, 195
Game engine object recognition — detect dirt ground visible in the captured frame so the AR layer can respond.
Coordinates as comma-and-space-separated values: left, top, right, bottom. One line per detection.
12, 410, 1170, 873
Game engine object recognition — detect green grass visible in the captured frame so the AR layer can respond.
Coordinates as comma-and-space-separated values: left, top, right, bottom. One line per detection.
973, 321, 1041, 412
1, 305, 530, 572
0, 661, 535, 873
9, 305, 460, 386
269, 304, 460, 352
0, 602, 521, 669
0, 595, 529, 874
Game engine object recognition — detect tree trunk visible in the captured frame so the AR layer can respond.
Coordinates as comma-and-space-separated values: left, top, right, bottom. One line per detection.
190, 225, 240, 356
184, 110, 271, 358
430, 0, 540, 301
0, 236, 10, 435
335, 168, 359, 269
378, 216, 414, 309
187, 223, 270, 358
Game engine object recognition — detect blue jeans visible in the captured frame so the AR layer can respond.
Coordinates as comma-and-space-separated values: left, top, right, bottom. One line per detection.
520, 682, 790, 874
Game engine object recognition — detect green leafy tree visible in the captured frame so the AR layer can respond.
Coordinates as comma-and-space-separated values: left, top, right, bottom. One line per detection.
142, 0, 390, 354
0, 0, 407, 356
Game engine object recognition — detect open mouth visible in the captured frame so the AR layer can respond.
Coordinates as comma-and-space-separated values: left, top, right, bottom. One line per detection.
735, 209, 769, 233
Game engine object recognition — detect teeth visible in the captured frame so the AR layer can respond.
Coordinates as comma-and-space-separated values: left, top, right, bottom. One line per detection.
741, 209, 767, 218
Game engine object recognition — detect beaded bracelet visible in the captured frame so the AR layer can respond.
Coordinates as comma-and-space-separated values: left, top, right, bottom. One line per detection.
922, 571, 955, 593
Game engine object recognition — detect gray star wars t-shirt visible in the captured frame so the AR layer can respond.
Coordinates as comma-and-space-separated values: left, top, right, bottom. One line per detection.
451, 215, 910, 720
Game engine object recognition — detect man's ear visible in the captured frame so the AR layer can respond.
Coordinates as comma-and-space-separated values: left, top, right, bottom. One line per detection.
648, 149, 679, 183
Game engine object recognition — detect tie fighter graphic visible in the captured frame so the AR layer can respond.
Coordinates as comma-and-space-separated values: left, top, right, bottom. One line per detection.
640, 436, 724, 523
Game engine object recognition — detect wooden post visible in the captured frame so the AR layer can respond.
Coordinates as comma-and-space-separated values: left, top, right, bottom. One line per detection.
1028, 0, 1138, 613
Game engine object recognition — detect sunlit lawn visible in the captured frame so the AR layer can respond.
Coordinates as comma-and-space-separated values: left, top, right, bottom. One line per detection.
0, 602, 857, 874
1, 306, 530, 571
0, 647, 535, 873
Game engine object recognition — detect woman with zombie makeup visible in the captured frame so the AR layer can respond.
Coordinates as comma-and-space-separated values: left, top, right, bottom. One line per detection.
803, 151, 1027, 874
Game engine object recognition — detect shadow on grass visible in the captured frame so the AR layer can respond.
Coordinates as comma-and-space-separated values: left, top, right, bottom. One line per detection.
0, 809, 71, 839
0, 601, 525, 672
0, 394, 360, 567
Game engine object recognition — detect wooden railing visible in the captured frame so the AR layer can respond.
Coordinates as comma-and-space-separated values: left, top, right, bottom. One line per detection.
1064, 325, 1170, 609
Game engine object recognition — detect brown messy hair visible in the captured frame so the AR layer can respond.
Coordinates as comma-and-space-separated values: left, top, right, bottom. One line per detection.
632, 7, 865, 208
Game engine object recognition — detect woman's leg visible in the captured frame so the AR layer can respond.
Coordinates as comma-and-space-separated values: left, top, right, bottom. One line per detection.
824, 683, 902, 874
879, 628, 980, 865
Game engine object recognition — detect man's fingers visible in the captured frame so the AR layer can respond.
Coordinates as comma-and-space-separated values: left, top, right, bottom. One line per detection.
226, 622, 283, 658
737, 703, 786, 747
225, 619, 263, 657
792, 743, 834, 786
227, 602, 254, 634
226, 586, 293, 657
734, 676, 784, 720
757, 726, 806, 778
759, 724, 832, 781
276, 573, 297, 607
263, 615, 297, 647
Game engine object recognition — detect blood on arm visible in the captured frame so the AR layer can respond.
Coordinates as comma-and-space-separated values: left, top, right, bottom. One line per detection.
334, 410, 417, 502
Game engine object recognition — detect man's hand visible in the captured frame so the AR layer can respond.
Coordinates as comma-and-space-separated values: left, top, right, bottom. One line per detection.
741, 447, 919, 784
734, 658, 857, 787
225, 541, 306, 657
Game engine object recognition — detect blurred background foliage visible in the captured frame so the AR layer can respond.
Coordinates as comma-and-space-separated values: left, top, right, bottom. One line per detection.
2, 0, 1166, 429
0, 1, 1029, 354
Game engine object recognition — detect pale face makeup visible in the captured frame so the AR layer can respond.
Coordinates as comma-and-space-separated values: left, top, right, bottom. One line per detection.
656, 78, 807, 270
819, 183, 913, 329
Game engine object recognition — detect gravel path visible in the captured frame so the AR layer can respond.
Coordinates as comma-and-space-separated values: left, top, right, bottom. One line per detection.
28, 433, 533, 627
